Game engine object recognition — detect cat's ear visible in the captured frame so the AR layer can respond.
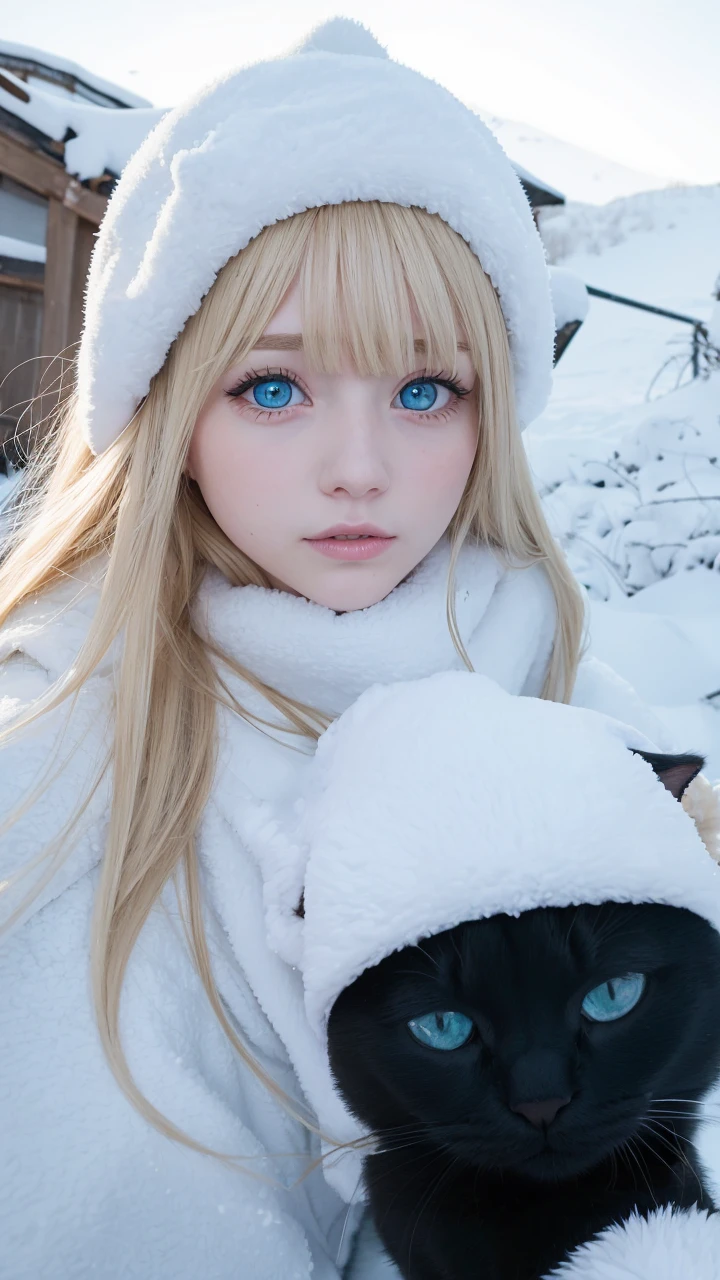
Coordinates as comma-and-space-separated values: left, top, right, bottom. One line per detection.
632, 750, 705, 800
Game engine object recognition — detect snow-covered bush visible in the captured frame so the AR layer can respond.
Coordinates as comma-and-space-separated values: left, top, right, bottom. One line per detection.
531, 373, 720, 601
537, 186, 714, 265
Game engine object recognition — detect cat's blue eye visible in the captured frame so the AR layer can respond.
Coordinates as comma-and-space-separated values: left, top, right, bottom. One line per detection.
394, 380, 452, 413
407, 1011, 474, 1050
244, 378, 307, 410
581, 973, 646, 1023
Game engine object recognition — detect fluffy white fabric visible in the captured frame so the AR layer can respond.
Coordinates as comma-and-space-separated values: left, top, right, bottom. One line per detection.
0, 541, 560, 1278
238, 670, 720, 1198
77, 16, 554, 453
0, 539, 678, 1275
296, 672, 720, 1038
547, 1207, 720, 1278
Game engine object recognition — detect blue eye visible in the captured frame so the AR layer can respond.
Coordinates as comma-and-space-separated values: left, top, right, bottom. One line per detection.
581, 974, 646, 1023
248, 378, 305, 410
395, 380, 453, 412
407, 1011, 474, 1050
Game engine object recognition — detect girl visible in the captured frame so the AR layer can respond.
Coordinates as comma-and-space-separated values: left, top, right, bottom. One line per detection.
0, 18, 664, 1280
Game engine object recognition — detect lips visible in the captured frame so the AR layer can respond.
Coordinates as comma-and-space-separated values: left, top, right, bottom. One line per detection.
307, 524, 394, 540
304, 526, 396, 562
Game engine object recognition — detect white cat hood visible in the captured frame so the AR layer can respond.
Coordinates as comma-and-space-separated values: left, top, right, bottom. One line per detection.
288, 672, 720, 1038
233, 670, 720, 1200
77, 16, 554, 453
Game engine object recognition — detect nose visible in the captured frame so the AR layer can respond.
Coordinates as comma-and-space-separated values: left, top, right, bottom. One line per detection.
510, 1097, 571, 1129
318, 407, 390, 500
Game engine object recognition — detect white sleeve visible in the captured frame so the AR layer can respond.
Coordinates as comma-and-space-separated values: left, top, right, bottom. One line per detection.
0, 879, 322, 1280
571, 655, 674, 749
547, 1206, 720, 1278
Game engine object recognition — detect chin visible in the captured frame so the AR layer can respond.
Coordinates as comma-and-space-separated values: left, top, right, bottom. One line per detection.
301, 572, 406, 613
511, 1147, 600, 1182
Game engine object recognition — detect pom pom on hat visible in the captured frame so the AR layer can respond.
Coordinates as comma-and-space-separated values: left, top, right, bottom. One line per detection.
293, 17, 389, 58
76, 18, 556, 454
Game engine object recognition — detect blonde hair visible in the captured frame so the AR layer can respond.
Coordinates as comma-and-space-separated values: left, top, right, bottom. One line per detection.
0, 202, 584, 1156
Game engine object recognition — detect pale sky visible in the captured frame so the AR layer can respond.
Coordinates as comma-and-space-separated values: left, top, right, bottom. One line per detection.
6, 0, 720, 184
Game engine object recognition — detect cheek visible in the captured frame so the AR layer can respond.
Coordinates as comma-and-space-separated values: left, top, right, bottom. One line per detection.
402, 417, 477, 504
189, 410, 299, 533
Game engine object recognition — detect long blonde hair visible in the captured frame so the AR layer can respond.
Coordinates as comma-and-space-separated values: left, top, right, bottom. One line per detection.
0, 201, 584, 1155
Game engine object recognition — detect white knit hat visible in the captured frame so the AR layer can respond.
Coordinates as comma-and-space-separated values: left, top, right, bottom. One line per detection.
77, 17, 556, 454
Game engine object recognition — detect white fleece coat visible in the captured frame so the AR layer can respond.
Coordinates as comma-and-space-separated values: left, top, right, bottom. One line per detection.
0, 539, 670, 1280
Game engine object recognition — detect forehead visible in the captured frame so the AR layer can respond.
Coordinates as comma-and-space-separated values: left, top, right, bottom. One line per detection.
250, 333, 471, 355
245, 269, 471, 378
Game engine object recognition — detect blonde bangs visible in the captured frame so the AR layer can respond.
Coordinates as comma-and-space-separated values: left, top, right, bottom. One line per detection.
297, 202, 462, 379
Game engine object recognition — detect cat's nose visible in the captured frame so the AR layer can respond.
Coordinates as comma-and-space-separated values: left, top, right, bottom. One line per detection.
510, 1097, 571, 1128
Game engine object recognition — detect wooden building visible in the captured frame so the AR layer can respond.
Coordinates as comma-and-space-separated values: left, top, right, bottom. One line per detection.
0, 44, 153, 468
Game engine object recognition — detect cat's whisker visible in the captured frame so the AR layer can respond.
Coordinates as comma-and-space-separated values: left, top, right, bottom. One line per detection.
625, 1137, 658, 1206
379, 1146, 452, 1240
415, 943, 442, 974
639, 1120, 706, 1199
334, 1175, 364, 1266
635, 1125, 680, 1177
407, 1153, 460, 1270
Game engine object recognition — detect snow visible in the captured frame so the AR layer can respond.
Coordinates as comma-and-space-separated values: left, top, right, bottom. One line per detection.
0, 39, 152, 108
528, 182, 720, 778
534, 186, 719, 438
0, 66, 163, 181
549, 267, 590, 328
0, 233, 45, 263
480, 112, 676, 205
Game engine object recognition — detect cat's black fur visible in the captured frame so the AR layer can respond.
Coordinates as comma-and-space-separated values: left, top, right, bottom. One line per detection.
327, 754, 720, 1280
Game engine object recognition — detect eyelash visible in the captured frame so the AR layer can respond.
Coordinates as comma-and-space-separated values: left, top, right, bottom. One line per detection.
225, 366, 471, 422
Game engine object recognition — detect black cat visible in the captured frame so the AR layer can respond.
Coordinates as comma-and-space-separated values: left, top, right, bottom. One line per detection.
327, 755, 720, 1280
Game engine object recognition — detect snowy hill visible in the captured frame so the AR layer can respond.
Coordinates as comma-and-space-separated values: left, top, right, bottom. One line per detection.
480, 112, 674, 204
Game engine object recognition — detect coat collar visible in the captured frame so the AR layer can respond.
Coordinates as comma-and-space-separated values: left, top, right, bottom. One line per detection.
194, 538, 502, 717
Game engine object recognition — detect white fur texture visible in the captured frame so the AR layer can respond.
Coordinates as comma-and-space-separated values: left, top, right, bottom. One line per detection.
77, 17, 554, 453
547, 1207, 720, 1278
297, 672, 720, 1039
255, 671, 720, 1198
0, 540, 580, 1275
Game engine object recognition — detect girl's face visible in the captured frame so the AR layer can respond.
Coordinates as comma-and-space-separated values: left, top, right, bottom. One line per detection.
187, 281, 478, 611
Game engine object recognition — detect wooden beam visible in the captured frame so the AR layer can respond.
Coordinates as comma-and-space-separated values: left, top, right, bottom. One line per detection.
0, 271, 43, 292
0, 129, 107, 224
41, 198, 77, 361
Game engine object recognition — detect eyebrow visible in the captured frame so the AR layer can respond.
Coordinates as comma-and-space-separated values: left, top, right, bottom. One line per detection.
252, 334, 471, 353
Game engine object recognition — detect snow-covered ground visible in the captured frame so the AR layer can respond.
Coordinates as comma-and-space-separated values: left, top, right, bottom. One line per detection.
529, 183, 720, 775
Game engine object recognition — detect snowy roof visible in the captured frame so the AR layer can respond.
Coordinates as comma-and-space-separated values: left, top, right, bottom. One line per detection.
0, 40, 151, 109
513, 160, 565, 204
0, 66, 163, 182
